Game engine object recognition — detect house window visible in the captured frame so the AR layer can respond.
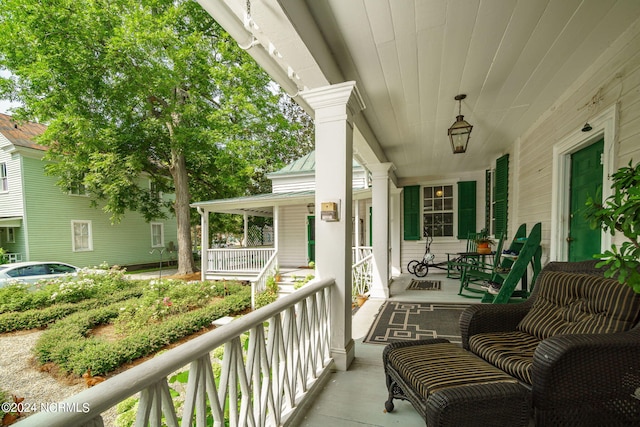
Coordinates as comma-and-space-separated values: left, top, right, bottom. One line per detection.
151, 222, 164, 248
149, 180, 161, 200
6, 228, 15, 243
1, 163, 7, 192
72, 220, 93, 251
404, 183, 476, 240
69, 182, 88, 196
423, 185, 454, 237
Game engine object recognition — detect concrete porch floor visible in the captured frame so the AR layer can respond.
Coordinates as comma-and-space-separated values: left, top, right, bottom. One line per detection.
293, 271, 485, 426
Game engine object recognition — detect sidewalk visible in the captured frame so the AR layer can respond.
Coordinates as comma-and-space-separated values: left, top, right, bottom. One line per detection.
126, 268, 179, 280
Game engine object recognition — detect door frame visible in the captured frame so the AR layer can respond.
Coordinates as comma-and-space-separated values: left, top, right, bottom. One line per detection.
550, 104, 617, 261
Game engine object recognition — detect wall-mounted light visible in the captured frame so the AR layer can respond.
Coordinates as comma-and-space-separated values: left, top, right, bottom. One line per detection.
582, 122, 593, 132
448, 94, 473, 154
306, 203, 315, 214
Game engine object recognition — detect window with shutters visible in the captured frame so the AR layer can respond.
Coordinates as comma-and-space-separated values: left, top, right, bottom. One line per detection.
404, 182, 477, 240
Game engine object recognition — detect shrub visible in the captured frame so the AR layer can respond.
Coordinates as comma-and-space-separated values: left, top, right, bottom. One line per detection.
0, 288, 142, 333
33, 286, 252, 375
0, 268, 134, 314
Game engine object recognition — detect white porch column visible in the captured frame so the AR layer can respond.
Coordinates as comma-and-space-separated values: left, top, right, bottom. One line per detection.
354, 200, 361, 262
302, 81, 364, 371
243, 212, 249, 247
368, 163, 394, 299
198, 208, 209, 280
273, 206, 279, 251
390, 186, 402, 278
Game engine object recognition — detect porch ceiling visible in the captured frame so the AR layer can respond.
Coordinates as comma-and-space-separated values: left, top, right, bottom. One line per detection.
191, 188, 372, 215
198, 0, 640, 179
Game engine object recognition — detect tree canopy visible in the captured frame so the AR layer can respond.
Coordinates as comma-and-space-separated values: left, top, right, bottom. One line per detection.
0, 0, 313, 273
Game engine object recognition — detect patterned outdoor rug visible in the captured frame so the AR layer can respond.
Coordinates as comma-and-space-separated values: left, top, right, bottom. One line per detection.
363, 301, 470, 345
406, 279, 441, 290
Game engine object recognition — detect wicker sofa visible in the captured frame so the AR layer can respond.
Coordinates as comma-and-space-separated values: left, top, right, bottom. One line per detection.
384, 261, 640, 426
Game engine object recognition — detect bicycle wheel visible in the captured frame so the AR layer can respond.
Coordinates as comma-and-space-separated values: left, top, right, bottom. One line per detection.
407, 260, 419, 274
414, 262, 428, 277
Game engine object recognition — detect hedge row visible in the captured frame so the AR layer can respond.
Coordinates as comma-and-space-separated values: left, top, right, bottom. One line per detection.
0, 288, 143, 333
34, 287, 252, 375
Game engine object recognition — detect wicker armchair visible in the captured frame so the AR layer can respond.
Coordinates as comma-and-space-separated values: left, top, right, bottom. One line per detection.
460, 260, 640, 426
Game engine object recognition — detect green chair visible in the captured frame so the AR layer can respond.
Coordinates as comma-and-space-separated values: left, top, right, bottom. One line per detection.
482, 222, 542, 304
446, 231, 480, 278
457, 231, 507, 297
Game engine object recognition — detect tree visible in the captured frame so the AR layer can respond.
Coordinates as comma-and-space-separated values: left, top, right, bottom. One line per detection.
0, 0, 312, 274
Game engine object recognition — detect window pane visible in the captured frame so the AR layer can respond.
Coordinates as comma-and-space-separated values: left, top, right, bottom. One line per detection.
422, 184, 454, 237
443, 198, 453, 210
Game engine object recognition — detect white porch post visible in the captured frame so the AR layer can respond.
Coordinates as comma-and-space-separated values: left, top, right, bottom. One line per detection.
243, 212, 249, 247
369, 163, 394, 299
198, 208, 209, 280
302, 81, 364, 371
273, 206, 279, 251
354, 200, 361, 262
390, 186, 402, 278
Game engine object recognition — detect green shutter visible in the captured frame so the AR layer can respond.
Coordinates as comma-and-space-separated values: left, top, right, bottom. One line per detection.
457, 181, 476, 239
485, 169, 491, 231
403, 185, 420, 240
494, 154, 509, 236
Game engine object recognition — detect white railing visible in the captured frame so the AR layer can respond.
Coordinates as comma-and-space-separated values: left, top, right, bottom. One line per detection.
206, 248, 275, 272
251, 250, 279, 309
352, 246, 372, 263
5, 253, 23, 263
352, 253, 373, 299
17, 278, 334, 427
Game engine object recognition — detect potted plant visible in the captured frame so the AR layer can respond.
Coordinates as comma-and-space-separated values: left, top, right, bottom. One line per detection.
273, 265, 281, 282
475, 237, 494, 254
585, 160, 640, 293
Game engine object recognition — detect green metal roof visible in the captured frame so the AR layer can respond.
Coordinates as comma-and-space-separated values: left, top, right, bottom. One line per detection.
268, 151, 363, 177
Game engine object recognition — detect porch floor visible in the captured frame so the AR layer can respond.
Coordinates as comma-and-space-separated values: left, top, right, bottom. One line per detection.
293, 271, 487, 426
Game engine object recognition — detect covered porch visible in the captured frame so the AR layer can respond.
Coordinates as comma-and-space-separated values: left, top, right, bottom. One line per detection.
16, 0, 640, 426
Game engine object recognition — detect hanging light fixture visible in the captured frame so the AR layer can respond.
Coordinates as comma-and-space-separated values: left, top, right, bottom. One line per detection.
448, 94, 473, 154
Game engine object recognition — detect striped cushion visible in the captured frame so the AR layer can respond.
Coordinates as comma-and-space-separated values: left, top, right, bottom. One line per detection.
468, 331, 540, 384
517, 271, 640, 340
386, 342, 519, 397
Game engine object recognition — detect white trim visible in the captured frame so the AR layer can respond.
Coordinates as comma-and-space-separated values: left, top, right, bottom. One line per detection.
71, 220, 93, 252
550, 104, 617, 261
151, 222, 165, 248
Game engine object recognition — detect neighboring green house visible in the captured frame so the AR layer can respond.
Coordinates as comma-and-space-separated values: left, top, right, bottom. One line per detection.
0, 113, 177, 268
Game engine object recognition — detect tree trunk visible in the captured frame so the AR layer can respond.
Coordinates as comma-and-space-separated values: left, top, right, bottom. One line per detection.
170, 149, 196, 275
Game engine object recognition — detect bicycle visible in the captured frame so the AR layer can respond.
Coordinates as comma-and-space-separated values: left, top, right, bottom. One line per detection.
407, 233, 436, 277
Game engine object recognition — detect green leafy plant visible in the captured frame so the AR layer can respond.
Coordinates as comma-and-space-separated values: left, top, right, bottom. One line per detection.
0, 248, 7, 264
586, 160, 640, 292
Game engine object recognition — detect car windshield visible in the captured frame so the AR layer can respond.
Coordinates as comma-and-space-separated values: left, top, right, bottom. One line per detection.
48, 264, 77, 274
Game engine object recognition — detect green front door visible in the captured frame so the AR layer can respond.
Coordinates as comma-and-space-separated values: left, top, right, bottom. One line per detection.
307, 215, 315, 263
568, 139, 603, 261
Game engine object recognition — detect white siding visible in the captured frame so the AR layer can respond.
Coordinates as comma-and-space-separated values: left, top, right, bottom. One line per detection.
0, 136, 25, 217
515, 19, 640, 263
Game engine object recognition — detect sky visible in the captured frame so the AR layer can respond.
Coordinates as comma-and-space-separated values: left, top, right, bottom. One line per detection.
0, 99, 20, 115
0, 69, 20, 115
